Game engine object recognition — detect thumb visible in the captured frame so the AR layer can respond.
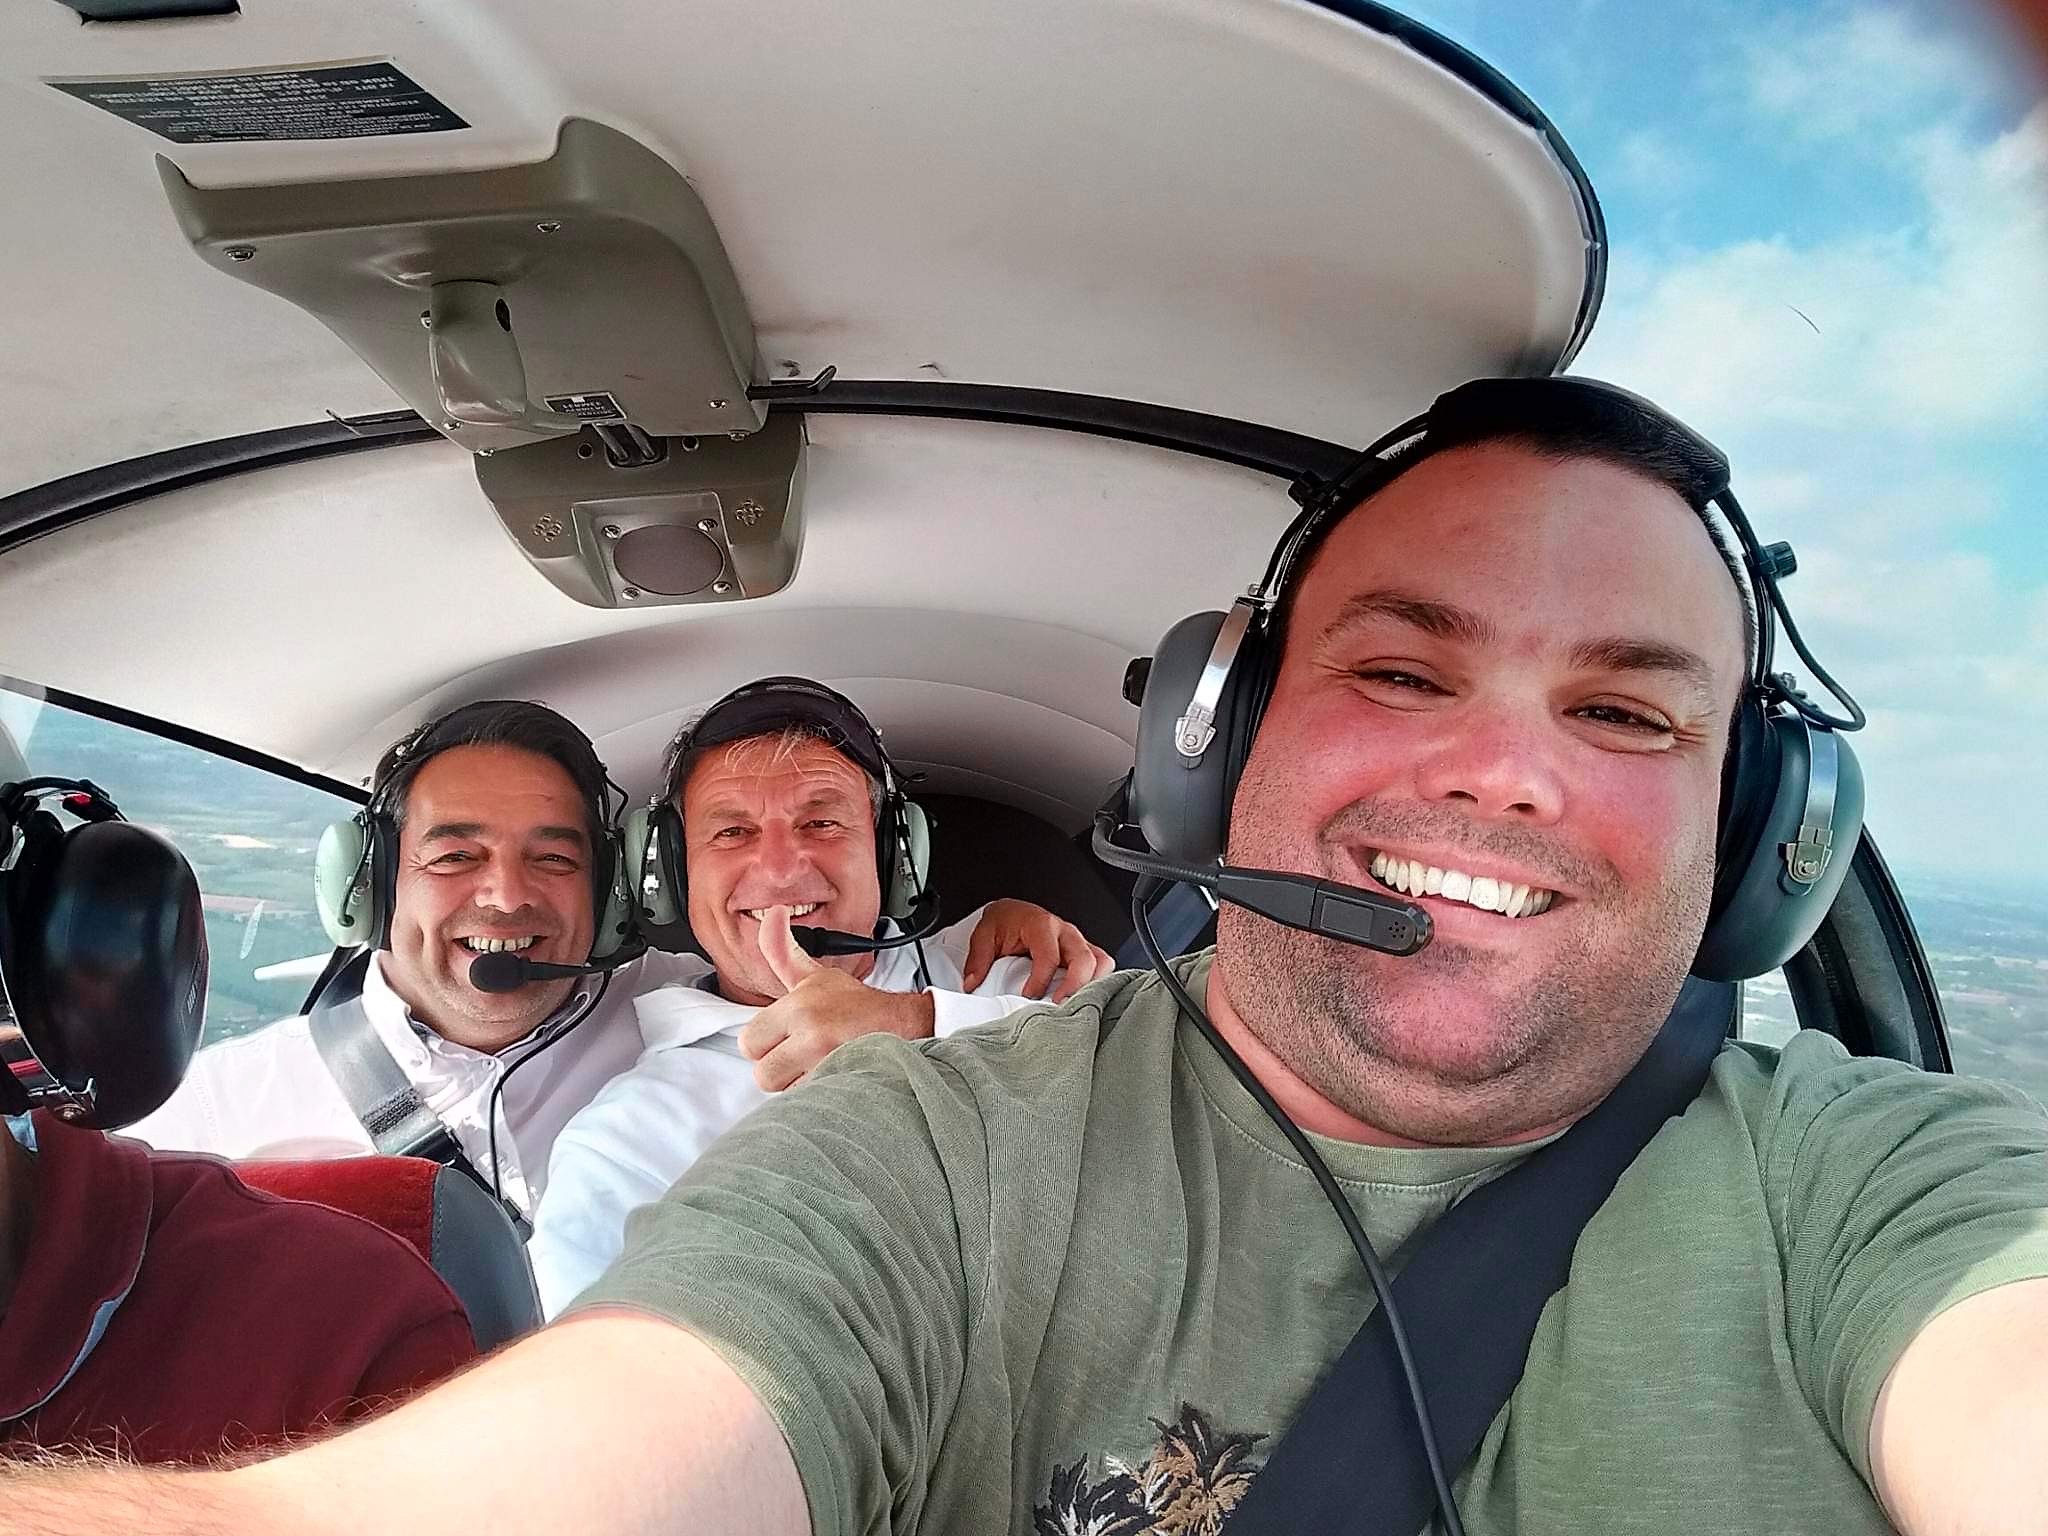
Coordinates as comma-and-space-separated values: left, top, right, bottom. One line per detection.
758, 905, 824, 994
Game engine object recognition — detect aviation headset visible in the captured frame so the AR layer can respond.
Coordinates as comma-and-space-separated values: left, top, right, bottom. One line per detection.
623, 676, 933, 935
313, 700, 638, 962
1124, 375, 1867, 983
0, 776, 207, 1130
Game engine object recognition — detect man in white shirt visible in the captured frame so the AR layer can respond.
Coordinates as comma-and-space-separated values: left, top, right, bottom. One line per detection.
131, 699, 1110, 1222
528, 677, 1094, 1313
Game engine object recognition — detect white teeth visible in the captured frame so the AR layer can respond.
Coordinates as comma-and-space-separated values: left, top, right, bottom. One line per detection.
460, 936, 537, 953
740, 902, 822, 921
1365, 854, 1557, 919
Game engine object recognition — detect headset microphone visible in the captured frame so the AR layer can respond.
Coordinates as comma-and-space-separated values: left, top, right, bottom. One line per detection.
1092, 788, 1433, 958
467, 947, 642, 995
790, 892, 944, 959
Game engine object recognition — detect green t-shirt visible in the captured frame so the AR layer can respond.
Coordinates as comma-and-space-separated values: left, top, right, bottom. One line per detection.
580, 954, 2048, 1535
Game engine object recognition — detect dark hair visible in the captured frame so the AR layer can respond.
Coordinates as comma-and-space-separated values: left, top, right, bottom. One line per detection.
1281, 399, 1759, 667
373, 700, 611, 855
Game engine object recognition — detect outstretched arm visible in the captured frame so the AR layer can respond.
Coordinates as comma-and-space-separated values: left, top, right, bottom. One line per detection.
958, 898, 1114, 1001
1868, 1276, 2048, 1534
2, 1312, 807, 1536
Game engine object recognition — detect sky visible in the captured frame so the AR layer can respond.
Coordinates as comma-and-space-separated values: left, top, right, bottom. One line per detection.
1382, 0, 2048, 895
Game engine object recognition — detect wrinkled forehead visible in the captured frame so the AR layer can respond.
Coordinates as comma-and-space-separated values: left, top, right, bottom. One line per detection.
1285, 445, 1750, 695
682, 734, 877, 816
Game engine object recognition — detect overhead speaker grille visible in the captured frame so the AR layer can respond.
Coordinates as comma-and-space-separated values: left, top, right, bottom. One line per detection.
612, 525, 724, 596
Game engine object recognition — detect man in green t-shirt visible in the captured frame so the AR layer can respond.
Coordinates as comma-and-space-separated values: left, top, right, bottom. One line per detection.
6, 381, 2047, 1536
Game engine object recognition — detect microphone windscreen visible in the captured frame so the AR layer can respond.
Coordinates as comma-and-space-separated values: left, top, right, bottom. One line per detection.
789, 925, 842, 958
468, 951, 535, 993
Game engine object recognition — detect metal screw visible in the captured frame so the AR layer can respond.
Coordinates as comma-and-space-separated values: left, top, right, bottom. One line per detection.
225, 245, 256, 262
713, 579, 734, 594
708, 399, 729, 410
621, 587, 641, 600
602, 524, 622, 540
728, 431, 749, 441
536, 221, 562, 234
419, 311, 433, 329
697, 517, 718, 533
442, 419, 463, 431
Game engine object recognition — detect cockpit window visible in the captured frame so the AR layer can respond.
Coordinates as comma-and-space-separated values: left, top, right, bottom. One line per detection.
2, 680, 354, 1044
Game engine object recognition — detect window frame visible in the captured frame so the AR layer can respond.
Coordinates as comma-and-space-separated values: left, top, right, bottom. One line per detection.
3, 673, 367, 1043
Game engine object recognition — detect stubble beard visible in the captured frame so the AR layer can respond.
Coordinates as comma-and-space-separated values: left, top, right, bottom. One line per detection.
1216, 801, 1713, 1144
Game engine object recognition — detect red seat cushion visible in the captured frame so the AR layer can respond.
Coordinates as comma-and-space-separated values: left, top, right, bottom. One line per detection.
236, 1156, 442, 1267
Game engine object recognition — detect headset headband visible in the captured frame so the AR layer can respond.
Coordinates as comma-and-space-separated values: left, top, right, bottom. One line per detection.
663, 677, 900, 802
371, 700, 618, 825
1263, 376, 1861, 732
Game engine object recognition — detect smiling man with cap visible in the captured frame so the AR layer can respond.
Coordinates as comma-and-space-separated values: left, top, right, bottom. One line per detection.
527, 676, 1113, 1314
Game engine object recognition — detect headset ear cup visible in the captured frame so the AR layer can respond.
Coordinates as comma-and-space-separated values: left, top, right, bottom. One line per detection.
1694, 710, 1864, 982
617, 806, 658, 930
1706, 695, 1775, 925
885, 800, 932, 920
639, 803, 686, 929
0, 809, 63, 1108
37, 820, 206, 1128
590, 823, 634, 960
1129, 611, 1258, 866
313, 816, 377, 948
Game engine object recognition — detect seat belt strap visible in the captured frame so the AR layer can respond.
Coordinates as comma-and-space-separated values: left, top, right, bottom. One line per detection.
307, 951, 479, 1176
1226, 975, 1735, 1536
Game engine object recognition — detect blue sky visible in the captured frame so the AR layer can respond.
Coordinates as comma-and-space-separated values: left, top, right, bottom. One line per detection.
1388, 0, 2048, 892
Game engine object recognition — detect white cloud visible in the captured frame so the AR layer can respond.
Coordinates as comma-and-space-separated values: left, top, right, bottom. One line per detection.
1737, 5, 1998, 142
1611, 127, 1707, 202
1573, 58, 2048, 881
1579, 103, 2048, 445
1581, 115, 2048, 442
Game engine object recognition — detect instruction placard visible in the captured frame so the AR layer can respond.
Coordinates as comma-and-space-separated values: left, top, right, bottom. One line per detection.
545, 392, 628, 423
46, 60, 467, 144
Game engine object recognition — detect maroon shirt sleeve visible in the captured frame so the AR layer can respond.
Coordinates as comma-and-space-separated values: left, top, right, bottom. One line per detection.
345, 1307, 481, 1420
0, 1124, 479, 1462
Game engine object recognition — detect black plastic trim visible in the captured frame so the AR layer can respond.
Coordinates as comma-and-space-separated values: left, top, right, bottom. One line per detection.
1298, 0, 1607, 367
0, 672, 368, 807
1850, 835, 1953, 1071
0, 412, 437, 555
0, 392, 1357, 566
748, 379, 1358, 480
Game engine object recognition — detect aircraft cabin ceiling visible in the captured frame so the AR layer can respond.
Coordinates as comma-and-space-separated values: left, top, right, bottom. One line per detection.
0, 0, 1604, 817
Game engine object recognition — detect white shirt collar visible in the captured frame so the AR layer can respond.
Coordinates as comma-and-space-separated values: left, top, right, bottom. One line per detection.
361, 951, 599, 1068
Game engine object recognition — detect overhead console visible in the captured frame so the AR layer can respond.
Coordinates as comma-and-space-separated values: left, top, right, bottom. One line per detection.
156, 116, 801, 608
474, 416, 801, 609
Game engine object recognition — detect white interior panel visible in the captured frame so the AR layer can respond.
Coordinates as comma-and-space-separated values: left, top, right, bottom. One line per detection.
0, 415, 1283, 820
1, 0, 1596, 494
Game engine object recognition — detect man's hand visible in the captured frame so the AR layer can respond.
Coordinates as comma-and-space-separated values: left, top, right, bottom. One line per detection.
961, 898, 1115, 1001
738, 906, 936, 1092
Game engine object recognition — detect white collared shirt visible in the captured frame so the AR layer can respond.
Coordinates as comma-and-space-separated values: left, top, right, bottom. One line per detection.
527, 915, 1047, 1315
127, 948, 710, 1216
